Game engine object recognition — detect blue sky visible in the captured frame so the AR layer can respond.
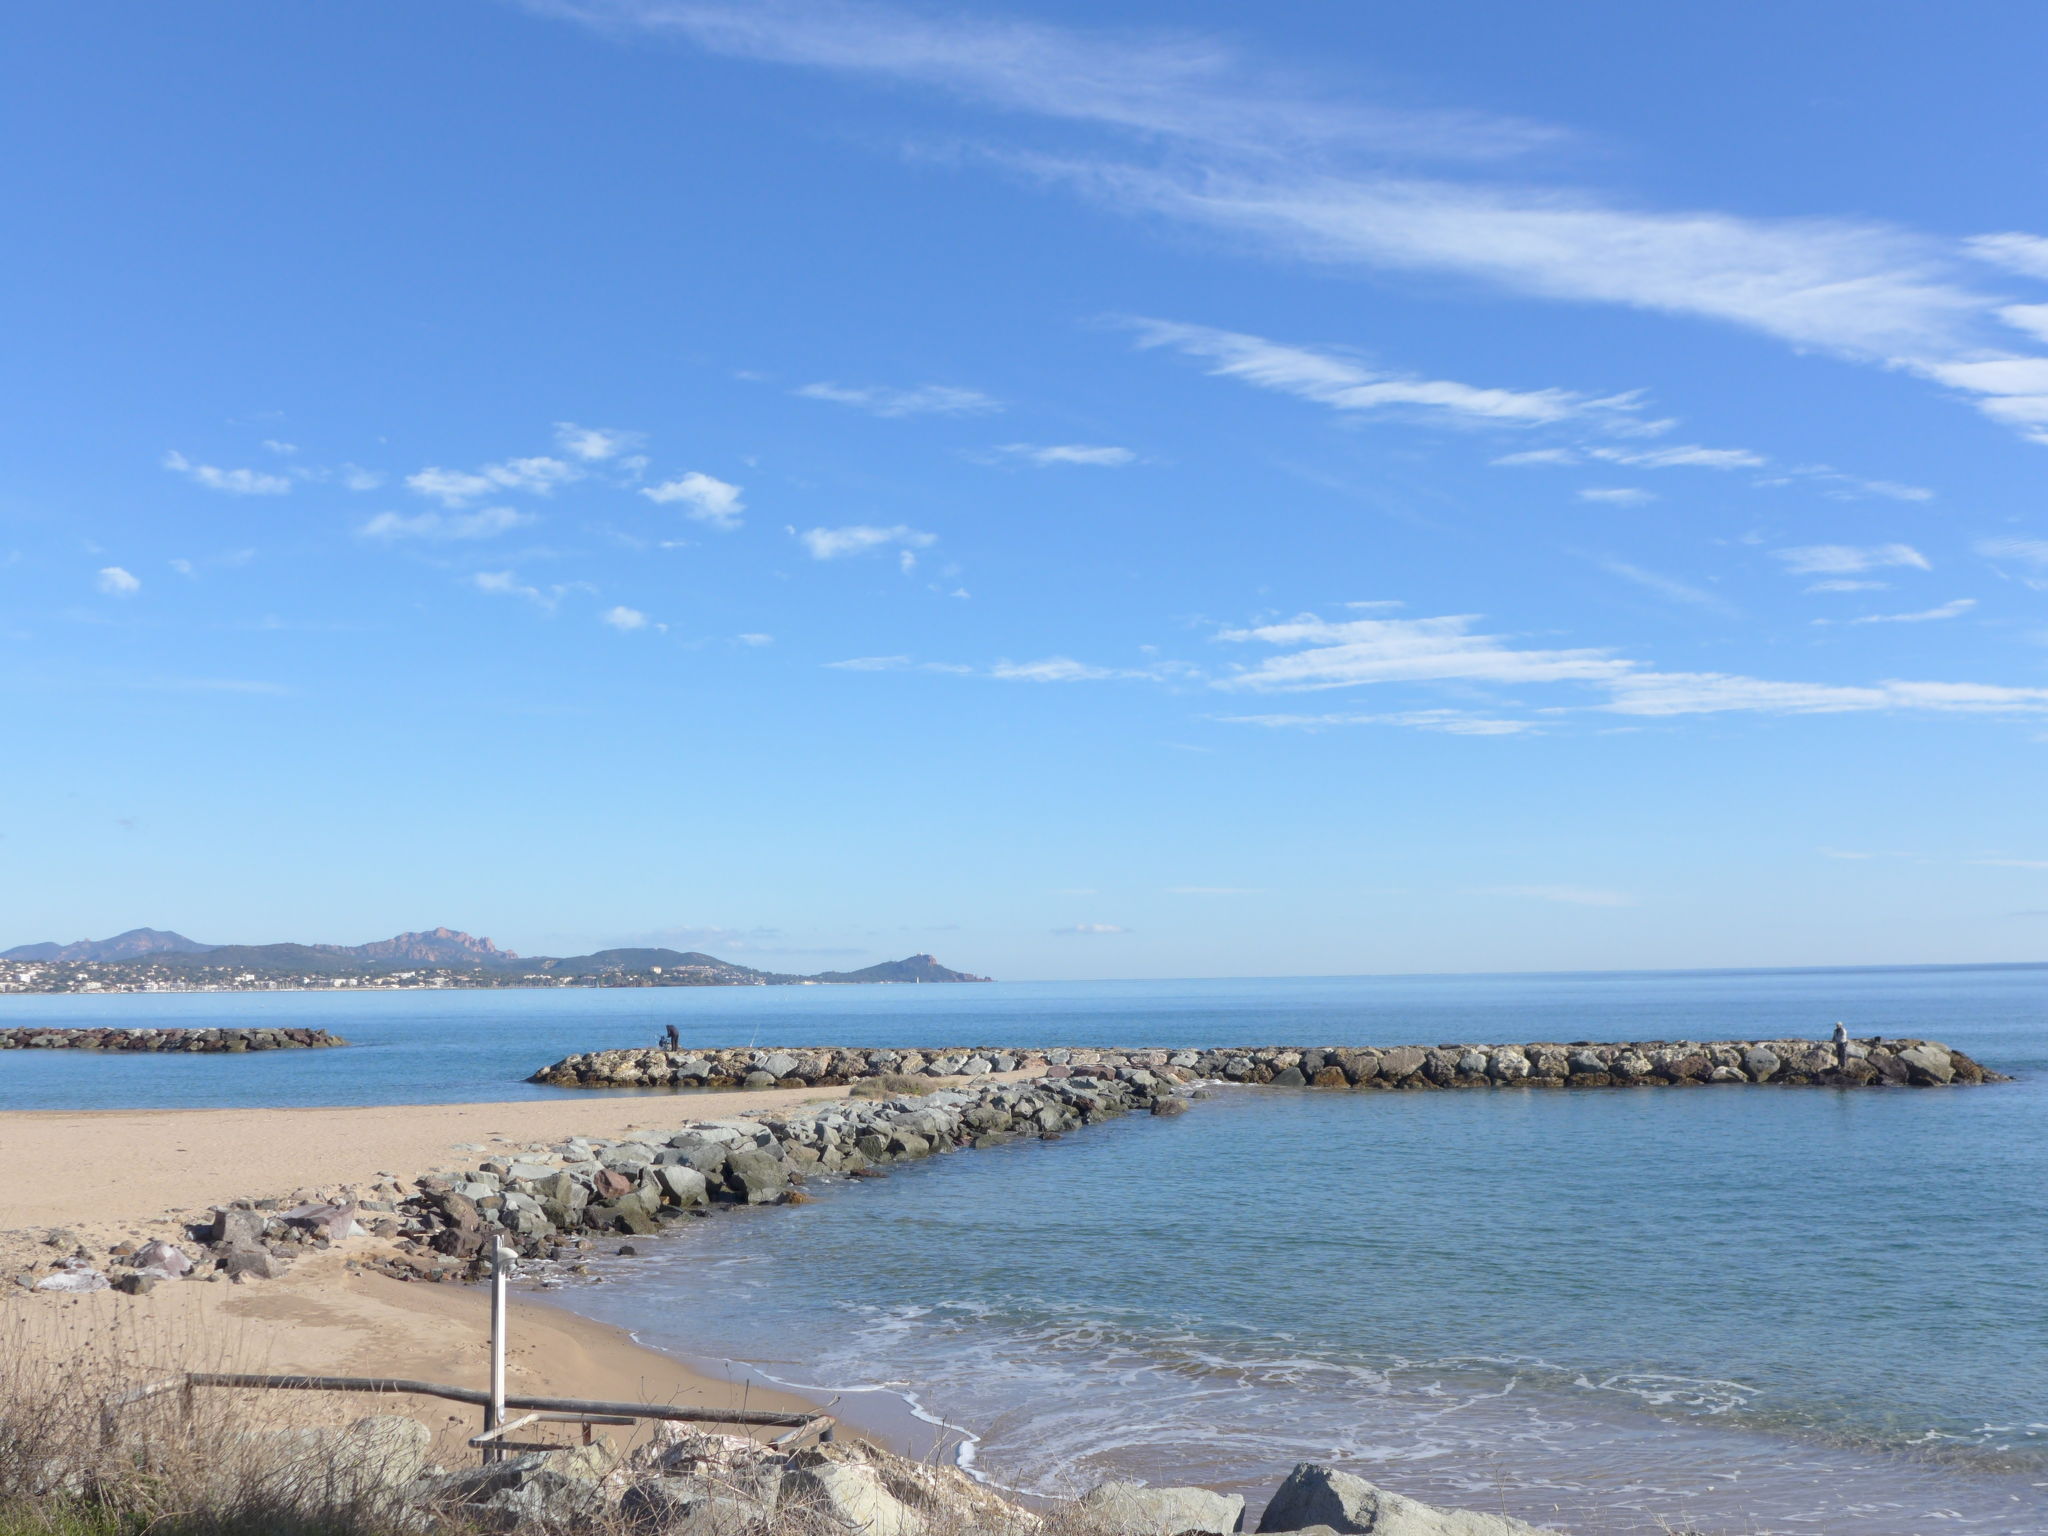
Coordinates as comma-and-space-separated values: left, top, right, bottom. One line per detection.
6, 1, 2048, 978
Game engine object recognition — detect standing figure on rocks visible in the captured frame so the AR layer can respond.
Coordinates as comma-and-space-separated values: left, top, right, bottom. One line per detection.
1832, 1021, 1849, 1068
663, 1023, 681, 1050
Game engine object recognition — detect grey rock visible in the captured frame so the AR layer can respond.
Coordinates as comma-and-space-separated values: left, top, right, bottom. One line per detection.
1377, 1047, 1426, 1080
1080, 1480, 1245, 1534
1897, 1043, 1956, 1084
621, 1478, 774, 1535
655, 1165, 710, 1206
132, 1240, 193, 1278
781, 1460, 927, 1536
1257, 1465, 1556, 1536
211, 1207, 266, 1248
36, 1268, 110, 1293
221, 1247, 279, 1281
724, 1148, 789, 1204
1742, 1047, 1781, 1081
1488, 1050, 1531, 1081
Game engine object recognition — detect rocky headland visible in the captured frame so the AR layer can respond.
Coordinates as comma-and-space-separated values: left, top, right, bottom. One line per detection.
0, 1025, 348, 1052
530, 1036, 2000, 1091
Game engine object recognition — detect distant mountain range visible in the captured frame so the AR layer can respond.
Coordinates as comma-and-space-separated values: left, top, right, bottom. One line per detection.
0, 928, 991, 985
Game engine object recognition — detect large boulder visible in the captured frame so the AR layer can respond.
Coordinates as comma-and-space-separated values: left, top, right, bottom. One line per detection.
1080, 1479, 1246, 1534
655, 1165, 711, 1205
620, 1477, 774, 1534
427, 1448, 614, 1532
1896, 1044, 1956, 1084
782, 1441, 1035, 1535
724, 1149, 790, 1204
1257, 1465, 1557, 1536
781, 1460, 927, 1536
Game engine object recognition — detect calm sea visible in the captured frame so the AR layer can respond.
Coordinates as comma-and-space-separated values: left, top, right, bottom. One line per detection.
5, 966, 2044, 1534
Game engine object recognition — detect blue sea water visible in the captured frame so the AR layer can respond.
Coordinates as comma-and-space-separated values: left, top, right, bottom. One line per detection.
4, 966, 2045, 1534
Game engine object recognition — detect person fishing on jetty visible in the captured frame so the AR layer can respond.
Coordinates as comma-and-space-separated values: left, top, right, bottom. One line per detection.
663, 1022, 681, 1050
1833, 1020, 1849, 1068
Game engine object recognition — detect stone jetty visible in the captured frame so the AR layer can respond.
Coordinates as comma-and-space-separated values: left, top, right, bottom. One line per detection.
385, 1068, 1176, 1265
0, 1025, 347, 1052
531, 1036, 2001, 1091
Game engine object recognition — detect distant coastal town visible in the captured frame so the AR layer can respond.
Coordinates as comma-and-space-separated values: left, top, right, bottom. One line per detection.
0, 926, 991, 996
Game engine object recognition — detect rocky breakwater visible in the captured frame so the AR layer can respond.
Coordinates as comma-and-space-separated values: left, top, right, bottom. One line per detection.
531, 1036, 2003, 1092
382, 1067, 1186, 1271
0, 1025, 347, 1052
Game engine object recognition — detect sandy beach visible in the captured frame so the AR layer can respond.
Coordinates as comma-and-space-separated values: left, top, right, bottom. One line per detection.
0, 1082, 917, 1456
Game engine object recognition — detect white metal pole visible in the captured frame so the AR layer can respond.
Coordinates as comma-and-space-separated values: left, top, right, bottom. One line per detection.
487, 1241, 509, 1461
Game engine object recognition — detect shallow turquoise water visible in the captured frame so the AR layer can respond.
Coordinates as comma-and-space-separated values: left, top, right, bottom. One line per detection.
5, 966, 2044, 1534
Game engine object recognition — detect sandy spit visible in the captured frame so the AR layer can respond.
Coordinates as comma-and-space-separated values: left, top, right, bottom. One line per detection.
0, 1081, 940, 1452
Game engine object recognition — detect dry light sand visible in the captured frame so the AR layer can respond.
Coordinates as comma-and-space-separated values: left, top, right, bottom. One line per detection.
0, 1082, 932, 1455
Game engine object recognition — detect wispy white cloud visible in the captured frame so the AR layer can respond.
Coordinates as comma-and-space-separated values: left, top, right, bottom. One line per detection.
1806, 579, 1890, 593
1214, 612, 1629, 691
534, 0, 2046, 441
642, 471, 745, 528
795, 381, 1001, 417
407, 456, 582, 506
988, 657, 1129, 682
826, 655, 915, 671
469, 570, 597, 613
1598, 673, 2048, 716
1760, 466, 1934, 502
1127, 317, 1611, 427
163, 451, 291, 495
261, 439, 298, 456
600, 605, 650, 630
1165, 885, 1259, 895
338, 465, 385, 492
360, 506, 536, 540
1578, 487, 1655, 505
1595, 558, 1737, 616
1965, 232, 2048, 281
736, 632, 773, 647
1478, 884, 1635, 907
471, 570, 544, 604
528, 0, 1561, 161
554, 422, 645, 461
986, 443, 1137, 467
132, 676, 291, 696
1217, 608, 2048, 719
96, 566, 140, 596
1773, 543, 1929, 575
1054, 922, 1127, 935
798, 523, 936, 559
1089, 167, 1988, 361
1220, 708, 1537, 735
1497, 443, 1765, 470
1835, 598, 1975, 626
1977, 536, 2048, 568
1999, 304, 2048, 346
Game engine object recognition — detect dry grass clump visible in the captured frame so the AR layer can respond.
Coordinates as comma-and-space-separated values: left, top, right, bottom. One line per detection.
0, 1309, 460, 1536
